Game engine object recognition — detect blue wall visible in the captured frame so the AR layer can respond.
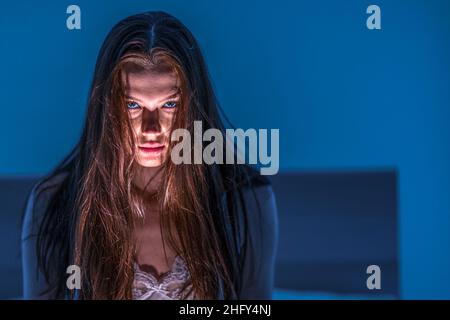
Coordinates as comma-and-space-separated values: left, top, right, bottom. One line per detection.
1, 0, 449, 298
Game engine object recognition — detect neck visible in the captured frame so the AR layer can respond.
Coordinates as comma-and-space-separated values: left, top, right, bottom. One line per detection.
132, 164, 164, 195
131, 164, 164, 223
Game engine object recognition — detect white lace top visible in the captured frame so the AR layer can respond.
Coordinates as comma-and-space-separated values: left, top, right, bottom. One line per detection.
132, 255, 196, 300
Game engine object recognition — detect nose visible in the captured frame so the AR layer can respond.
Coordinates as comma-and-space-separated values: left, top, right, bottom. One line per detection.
141, 107, 161, 133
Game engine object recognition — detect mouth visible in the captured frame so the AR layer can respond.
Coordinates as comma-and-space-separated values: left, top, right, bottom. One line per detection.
138, 142, 165, 155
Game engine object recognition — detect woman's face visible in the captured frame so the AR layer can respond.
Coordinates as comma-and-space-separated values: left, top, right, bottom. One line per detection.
122, 66, 180, 168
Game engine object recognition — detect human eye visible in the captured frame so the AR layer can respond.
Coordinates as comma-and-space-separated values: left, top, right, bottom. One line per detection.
127, 101, 141, 110
162, 101, 178, 109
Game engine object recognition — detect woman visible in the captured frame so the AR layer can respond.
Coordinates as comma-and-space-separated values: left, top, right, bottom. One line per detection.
21, 11, 278, 300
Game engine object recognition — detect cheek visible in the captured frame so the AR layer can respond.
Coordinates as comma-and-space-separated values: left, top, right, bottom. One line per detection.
129, 117, 142, 139
159, 111, 176, 133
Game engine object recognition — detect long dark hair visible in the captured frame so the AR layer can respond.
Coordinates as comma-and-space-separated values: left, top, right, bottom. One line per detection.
29, 11, 269, 299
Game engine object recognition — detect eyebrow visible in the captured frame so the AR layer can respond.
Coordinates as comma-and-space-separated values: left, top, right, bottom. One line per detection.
126, 88, 181, 104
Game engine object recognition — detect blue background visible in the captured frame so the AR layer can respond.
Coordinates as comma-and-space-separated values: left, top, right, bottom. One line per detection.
1, 0, 449, 299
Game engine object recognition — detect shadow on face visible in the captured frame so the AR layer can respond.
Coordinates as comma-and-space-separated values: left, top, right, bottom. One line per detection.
122, 65, 181, 168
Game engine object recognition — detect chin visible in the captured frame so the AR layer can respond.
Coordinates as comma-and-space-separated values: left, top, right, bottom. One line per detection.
134, 146, 168, 168
135, 151, 167, 167
135, 158, 165, 167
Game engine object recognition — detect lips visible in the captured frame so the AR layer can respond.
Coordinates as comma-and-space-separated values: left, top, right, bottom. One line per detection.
138, 142, 165, 155
140, 141, 163, 147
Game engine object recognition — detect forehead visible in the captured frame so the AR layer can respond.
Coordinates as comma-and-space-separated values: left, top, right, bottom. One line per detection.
121, 67, 180, 100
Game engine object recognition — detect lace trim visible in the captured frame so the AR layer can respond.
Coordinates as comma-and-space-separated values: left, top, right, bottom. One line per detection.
132, 255, 195, 300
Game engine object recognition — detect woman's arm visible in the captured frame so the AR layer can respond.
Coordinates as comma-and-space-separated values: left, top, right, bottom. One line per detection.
21, 184, 57, 299
239, 184, 279, 299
